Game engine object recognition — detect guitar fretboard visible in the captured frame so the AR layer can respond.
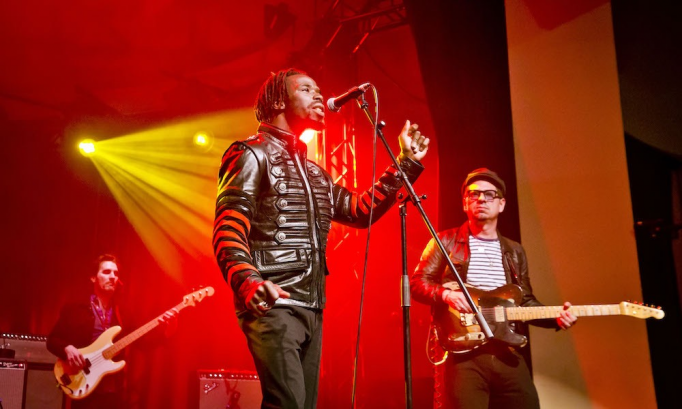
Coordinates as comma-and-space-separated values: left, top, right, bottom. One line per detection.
101, 300, 189, 359
505, 304, 620, 321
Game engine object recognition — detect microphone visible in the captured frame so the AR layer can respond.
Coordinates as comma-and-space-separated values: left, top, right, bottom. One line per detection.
326, 83, 371, 112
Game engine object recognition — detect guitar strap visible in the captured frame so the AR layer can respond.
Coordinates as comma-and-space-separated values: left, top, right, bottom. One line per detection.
114, 304, 123, 328
503, 251, 520, 286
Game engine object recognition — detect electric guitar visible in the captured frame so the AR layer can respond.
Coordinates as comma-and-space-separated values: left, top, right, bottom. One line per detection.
434, 283, 664, 354
54, 286, 214, 399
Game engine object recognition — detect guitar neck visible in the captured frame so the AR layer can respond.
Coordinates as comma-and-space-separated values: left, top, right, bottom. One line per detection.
102, 300, 187, 359
506, 304, 621, 321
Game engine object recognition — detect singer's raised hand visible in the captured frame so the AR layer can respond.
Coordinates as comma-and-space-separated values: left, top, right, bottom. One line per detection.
399, 120, 430, 162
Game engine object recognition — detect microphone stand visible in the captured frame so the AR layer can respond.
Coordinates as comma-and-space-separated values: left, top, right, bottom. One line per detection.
355, 94, 494, 409
398, 197, 413, 408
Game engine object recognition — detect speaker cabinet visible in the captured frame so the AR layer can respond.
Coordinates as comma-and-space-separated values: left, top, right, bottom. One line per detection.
198, 370, 261, 409
25, 363, 62, 409
0, 359, 26, 409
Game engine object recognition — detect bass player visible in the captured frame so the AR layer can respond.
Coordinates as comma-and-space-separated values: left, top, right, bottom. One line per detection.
47, 254, 177, 409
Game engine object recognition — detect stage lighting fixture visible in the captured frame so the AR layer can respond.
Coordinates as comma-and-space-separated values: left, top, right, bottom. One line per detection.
194, 133, 208, 145
300, 129, 317, 144
78, 139, 96, 156
75, 109, 254, 279
193, 131, 214, 152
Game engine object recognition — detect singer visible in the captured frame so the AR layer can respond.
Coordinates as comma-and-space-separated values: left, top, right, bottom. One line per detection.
213, 68, 430, 408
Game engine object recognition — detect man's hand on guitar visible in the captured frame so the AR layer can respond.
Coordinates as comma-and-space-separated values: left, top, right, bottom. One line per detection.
442, 289, 473, 313
64, 345, 86, 371
246, 281, 291, 316
557, 302, 578, 330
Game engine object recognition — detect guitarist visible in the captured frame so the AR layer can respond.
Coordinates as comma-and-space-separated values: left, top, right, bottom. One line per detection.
410, 168, 577, 409
46, 254, 177, 409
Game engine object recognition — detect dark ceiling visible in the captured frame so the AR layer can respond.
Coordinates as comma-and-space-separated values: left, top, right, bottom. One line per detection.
0, 0, 410, 133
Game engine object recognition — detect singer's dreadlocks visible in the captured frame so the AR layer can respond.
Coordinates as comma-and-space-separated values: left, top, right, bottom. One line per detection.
254, 68, 307, 123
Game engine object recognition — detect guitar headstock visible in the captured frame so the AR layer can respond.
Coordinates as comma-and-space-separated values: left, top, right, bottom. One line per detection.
182, 287, 215, 307
619, 302, 665, 319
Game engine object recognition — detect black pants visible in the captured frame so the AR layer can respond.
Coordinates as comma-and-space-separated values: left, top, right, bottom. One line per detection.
443, 344, 540, 409
68, 392, 124, 409
239, 305, 323, 409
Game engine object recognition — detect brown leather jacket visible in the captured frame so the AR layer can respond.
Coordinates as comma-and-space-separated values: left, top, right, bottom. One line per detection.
411, 221, 558, 329
214, 123, 424, 311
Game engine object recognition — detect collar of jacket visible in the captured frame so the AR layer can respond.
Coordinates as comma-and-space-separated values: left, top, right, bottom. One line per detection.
453, 221, 517, 284
455, 221, 513, 254
258, 123, 308, 155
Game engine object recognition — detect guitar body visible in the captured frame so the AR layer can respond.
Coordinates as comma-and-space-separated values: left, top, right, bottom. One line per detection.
54, 326, 126, 399
433, 284, 527, 353
433, 283, 665, 354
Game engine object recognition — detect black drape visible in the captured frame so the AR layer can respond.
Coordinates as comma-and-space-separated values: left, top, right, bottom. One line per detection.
625, 134, 682, 409
403, 0, 520, 239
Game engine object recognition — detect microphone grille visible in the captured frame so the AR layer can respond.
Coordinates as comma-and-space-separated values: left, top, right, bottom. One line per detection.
327, 98, 340, 112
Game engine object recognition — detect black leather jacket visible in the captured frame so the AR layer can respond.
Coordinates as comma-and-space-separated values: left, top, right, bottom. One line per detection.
411, 221, 557, 329
47, 299, 125, 360
214, 123, 424, 311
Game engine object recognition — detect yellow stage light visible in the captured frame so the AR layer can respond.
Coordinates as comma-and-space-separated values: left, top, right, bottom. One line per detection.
81, 109, 257, 280
194, 132, 208, 146
193, 131, 214, 152
78, 139, 96, 156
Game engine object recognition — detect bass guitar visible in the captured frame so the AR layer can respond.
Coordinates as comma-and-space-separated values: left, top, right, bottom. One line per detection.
54, 286, 214, 399
434, 283, 664, 354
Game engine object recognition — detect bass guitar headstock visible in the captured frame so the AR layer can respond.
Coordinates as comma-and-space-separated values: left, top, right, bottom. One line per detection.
182, 287, 215, 307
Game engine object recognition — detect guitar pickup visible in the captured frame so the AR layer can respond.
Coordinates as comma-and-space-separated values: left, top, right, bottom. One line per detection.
83, 358, 91, 375
59, 373, 71, 386
450, 332, 485, 342
459, 313, 477, 326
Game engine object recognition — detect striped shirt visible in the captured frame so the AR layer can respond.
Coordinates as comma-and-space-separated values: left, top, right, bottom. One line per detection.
467, 235, 507, 291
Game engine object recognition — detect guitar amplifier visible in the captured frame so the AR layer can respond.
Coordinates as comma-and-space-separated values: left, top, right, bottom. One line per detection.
1, 333, 55, 364
198, 370, 261, 409
1, 334, 61, 409
0, 359, 27, 409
